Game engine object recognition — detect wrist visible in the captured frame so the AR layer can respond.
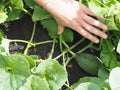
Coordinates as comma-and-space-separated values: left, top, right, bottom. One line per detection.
34, 0, 51, 7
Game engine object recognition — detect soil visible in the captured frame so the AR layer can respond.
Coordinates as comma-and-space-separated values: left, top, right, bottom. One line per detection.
1, 15, 97, 87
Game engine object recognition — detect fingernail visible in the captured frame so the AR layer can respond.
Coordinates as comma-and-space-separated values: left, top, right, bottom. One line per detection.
58, 31, 61, 34
103, 26, 108, 30
103, 34, 108, 39
95, 39, 99, 43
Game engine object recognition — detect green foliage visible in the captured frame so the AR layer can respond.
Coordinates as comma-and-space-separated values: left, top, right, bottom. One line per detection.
31, 60, 67, 90
98, 66, 109, 80
0, 54, 31, 90
32, 5, 52, 21
0, 11, 8, 23
67, 77, 110, 90
100, 40, 118, 69
109, 67, 120, 90
41, 18, 74, 42
0, 54, 67, 90
0, 0, 120, 90
19, 75, 50, 90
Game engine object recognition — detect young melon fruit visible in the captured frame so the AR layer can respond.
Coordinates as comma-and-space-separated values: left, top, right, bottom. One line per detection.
74, 53, 102, 75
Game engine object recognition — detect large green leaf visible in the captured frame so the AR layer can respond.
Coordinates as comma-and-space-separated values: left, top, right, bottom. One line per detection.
24, 55, 39, 69
62, 28, 74, 42
109, 67, 120, 90
67, 77, 110, 90
41, 18, 74, 42
24, 0, 36, 8
32, 5, 51, 21
100, 40, 118, 69
102, 0, 116, 6
32, 60, 67, 90
98, 66, 109, 80
0, 54, 31, 90
88, 1, 108, 16
10, 0, 24, 9
19, 75, 50, 90
0, 38, 11, 55
100, 16, 119, 30
6, 6, 23, 21
41, 18, 58, 39
74, 82, 101, 90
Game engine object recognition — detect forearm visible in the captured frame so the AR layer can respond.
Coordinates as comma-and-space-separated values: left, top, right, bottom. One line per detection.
34, 0, 74, 15
34, 0, 51, 8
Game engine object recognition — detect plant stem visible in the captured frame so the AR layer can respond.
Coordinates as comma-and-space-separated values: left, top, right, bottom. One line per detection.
70, 38, 85, 49
11, 39, 54, 46
24, 22, 37, 55
58, 35, 70, 86
54, 38, 85, 60
59, 35, 63, 52
64, 84, 73, 90
11, 39, 35, 46
62, 40, 69, 49
34, 40, 54, 46
65, 42, 93, 65
47, 39, 56, 59
22, 8, 32, 16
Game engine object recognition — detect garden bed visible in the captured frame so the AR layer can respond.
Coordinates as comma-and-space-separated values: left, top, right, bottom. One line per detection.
0, 0, 120, 90
2, 15, 91, 85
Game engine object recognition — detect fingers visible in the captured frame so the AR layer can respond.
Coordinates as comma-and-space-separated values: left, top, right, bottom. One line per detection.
82, 13, 108, 30
76, 27, 100, 43
57, 24, 64, 34
70, 21, 98, 43
81, 21, 108, 39
71, 18, 107, 43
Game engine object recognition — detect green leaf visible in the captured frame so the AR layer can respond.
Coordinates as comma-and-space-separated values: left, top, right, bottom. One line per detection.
32, 60, 67, 90
100, 40, 118, 69
67, 77, 109, 90
74, 82, 101, 90
0, 31, 3, 43
98, 66, 109, 80
74, 53, 102, 75
109, 67, 120, 90
0, 38, 11, 54
103, 0, 116, 6
0, 46, 6, 55
0, 54, 30, 90
24, 55, 39, 69
24, 0, 36, 8
19, 75, 50, 90
6, 6, 23, 21
0, 11, 8, 23
32, 5, 51, 21
10, 0, 24, 9
41, 18, 58, 39
62, 28, 74, 42
41, 18, 74, 42
88, 1, 108, 16
100, 16, 119, 30
0, 31, 9, 55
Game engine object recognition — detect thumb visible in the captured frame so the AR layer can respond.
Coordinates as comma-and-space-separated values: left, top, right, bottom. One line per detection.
57, 24, 64, 34
54, 17, 65, 34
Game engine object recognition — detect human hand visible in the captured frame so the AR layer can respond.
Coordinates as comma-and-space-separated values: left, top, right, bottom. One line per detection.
35, 0, 108, 43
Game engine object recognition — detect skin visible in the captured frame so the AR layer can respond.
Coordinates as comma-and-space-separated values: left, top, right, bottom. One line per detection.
34, 0, 108, 43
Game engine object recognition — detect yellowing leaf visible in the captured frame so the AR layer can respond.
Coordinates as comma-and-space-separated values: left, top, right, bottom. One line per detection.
0, 12, 8, 24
